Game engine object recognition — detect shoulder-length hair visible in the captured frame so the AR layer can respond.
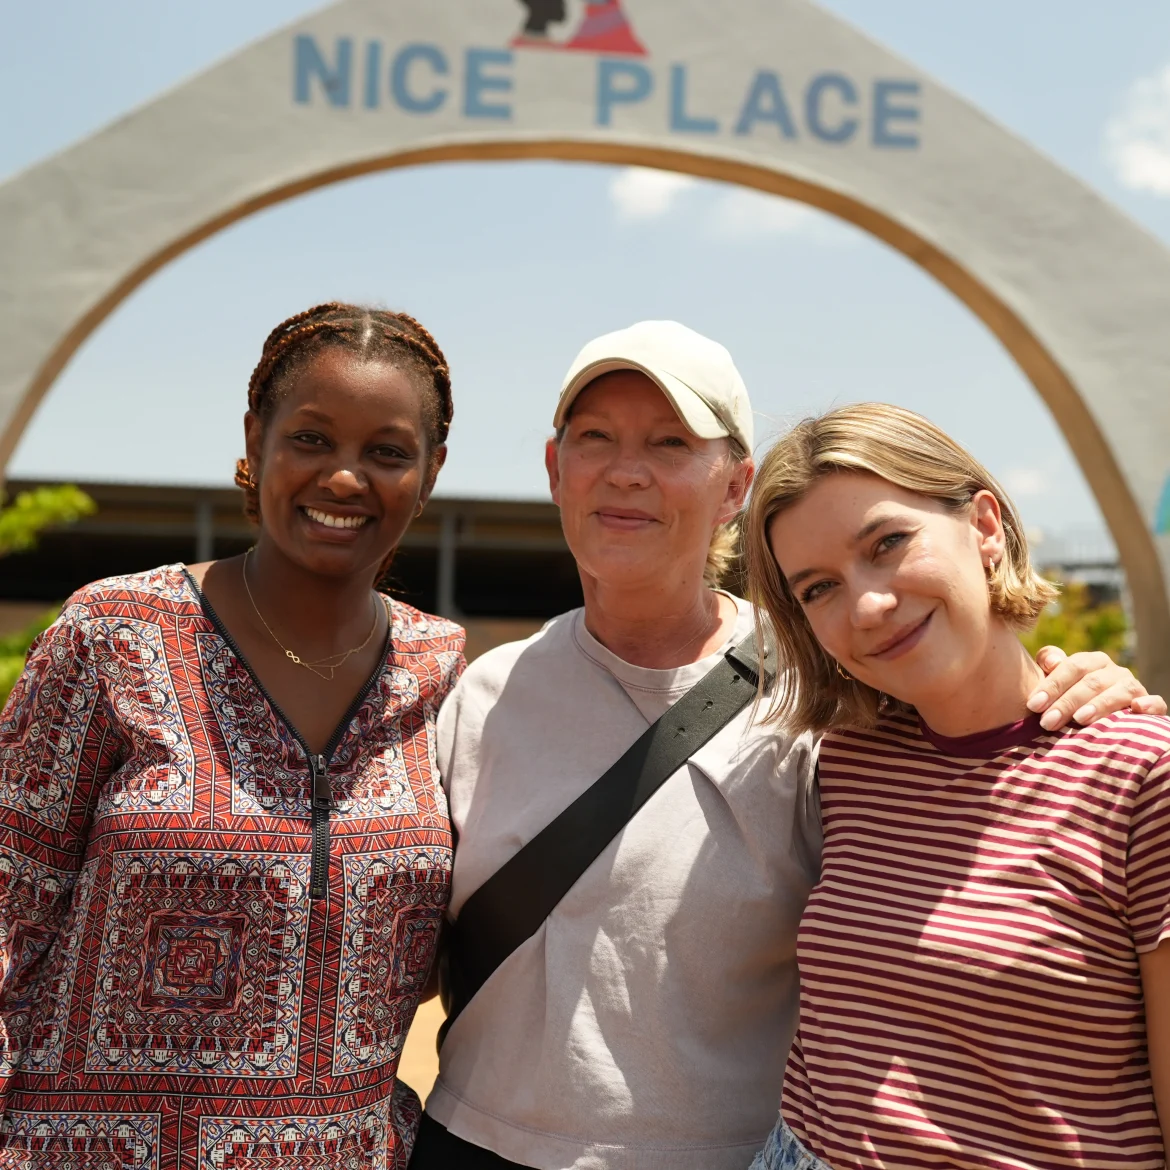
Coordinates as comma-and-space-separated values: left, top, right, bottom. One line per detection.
743, 403, 1059, 735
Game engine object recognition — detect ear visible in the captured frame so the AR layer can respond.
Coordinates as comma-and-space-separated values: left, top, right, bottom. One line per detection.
545, 437, 562, 505
716, 455, 755, 526
243, 410, 263, 480
971, 489, 1006, 567
417, 443, 448, 510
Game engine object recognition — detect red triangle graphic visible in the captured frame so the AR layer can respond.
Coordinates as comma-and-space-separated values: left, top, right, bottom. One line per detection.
565, 3, 648, 56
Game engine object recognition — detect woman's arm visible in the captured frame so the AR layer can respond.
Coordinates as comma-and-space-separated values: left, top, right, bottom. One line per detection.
0, 611, 115, 1066
1142, 942, 1170, 1160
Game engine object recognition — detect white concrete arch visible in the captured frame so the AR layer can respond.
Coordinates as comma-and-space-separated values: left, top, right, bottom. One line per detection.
2, 0, 1169, 689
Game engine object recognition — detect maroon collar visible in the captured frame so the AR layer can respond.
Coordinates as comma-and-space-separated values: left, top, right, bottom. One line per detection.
918, 712, 1047, 758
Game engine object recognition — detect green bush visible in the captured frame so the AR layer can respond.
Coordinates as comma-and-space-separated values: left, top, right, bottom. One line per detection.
0, 609, 59, 707
0, 484, 96, 707
1020, 581, 1130, 662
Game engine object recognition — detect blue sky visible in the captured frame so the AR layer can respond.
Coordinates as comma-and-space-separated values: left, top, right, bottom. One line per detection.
5, 1, 1170, 551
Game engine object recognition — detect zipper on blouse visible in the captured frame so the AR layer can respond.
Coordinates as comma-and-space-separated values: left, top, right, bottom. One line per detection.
182, 570, 394, 907
309, 753, 333, 900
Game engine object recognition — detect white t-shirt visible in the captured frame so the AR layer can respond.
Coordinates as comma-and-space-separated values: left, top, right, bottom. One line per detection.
426, 597, 821, 1170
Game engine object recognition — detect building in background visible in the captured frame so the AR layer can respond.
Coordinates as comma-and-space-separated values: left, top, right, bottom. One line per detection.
1031, 528, 1127, 607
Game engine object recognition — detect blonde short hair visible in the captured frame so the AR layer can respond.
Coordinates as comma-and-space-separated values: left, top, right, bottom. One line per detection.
744, 403, 1058, 734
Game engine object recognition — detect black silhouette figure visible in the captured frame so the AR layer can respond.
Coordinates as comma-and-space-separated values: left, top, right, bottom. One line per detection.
518, 0, 567, 37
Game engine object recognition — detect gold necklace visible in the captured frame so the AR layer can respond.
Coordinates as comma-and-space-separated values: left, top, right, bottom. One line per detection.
242, 548, 383, 681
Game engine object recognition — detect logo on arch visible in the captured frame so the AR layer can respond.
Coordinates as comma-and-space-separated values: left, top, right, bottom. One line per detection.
512, 1, 648, 56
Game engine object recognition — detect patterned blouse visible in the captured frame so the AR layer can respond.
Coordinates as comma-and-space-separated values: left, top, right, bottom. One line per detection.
0, 565, 465, 1170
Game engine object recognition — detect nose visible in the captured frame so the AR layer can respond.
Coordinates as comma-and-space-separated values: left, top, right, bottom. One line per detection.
852, 588, 897, 629
604, 446, 652, 490
320, 462, 367, 498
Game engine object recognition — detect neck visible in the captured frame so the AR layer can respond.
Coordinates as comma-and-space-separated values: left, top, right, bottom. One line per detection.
245, 537, 382, 657
580, 569, 734, 669
913, 623, 1046, 738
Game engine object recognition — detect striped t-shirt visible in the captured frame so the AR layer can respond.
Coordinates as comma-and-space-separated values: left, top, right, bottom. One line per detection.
783, 709, 1170, 1170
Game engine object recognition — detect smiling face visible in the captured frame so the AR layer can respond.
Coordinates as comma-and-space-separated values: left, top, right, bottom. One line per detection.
243, 347, 443, 581
546, 370, 750, 595
767, 472, 1008, 711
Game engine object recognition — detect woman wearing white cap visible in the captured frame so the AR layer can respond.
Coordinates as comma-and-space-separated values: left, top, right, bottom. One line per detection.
408, 322, 1158, 1170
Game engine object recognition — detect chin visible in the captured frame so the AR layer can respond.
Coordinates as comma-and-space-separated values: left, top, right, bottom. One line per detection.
287, 539, 378, 580
868, 660, 959, 713
578, 551, 663, 590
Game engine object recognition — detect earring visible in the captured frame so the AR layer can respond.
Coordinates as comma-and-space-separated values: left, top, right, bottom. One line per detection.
986, 558, 1001, 584
835, 661, 853, 682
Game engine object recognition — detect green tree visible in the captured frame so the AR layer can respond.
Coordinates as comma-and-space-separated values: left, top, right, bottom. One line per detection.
0, 485, 97, 706
1020, 580, 1131, 662
0, 485, 95, 556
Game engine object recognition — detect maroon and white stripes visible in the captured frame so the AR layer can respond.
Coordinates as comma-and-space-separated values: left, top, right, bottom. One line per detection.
784, 710, 1170, 1170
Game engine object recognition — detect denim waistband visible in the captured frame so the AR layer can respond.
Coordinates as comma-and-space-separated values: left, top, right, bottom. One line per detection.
750, 1117, 834, 1170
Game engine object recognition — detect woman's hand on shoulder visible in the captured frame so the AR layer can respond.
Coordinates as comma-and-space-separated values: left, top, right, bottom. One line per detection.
1027, 646, 1166, 731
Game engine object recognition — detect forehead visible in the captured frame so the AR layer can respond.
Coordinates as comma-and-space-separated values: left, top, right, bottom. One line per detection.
285, 348, 415, 395
773, 474, 948, 541
571, 369, 682, 421
272, 348, 425, 422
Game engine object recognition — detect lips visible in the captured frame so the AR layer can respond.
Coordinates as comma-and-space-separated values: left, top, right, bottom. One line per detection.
597, 508, 656, 522
302, 506, 371, 531
593, 505, 659, 533
865, 610, 934, 661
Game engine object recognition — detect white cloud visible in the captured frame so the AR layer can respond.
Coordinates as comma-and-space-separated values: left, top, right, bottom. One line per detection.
1002, 468, 1048, 497
607, 168, 857, 243
1105, 64, 1170, 195
608, 167, 698, 221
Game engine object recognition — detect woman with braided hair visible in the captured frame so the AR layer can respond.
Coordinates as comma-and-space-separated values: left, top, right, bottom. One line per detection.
0, 303, 464, 1169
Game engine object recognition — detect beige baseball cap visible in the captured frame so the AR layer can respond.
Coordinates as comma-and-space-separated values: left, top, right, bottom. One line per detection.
553, 320, 754, 453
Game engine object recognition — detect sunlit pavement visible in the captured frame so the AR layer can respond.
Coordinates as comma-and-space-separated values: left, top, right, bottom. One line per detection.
400, 997, 445, 1101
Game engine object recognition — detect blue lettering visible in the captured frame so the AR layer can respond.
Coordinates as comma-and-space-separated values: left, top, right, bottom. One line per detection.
805, 73, 858, 143
392, 44, 449, 114
735, 70, 797, 138
873, 79, 920, 148
294, 35, 353, 107
596, 59, 653, 126
465, 48, 513, 119
364, 41, 381, 109
670, 64, 720, 134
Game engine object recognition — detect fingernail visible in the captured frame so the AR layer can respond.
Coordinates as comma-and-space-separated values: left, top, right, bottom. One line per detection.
1026, 691, 1048, 712
1073, 704, 1095, 724
1040, 708, 1062, 731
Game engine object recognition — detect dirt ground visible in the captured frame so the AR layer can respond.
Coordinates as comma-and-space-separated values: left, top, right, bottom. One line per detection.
399, 997, 446, 1102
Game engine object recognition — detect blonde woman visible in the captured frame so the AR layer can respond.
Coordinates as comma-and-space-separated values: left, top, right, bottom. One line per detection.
743, 402, 1170, 1170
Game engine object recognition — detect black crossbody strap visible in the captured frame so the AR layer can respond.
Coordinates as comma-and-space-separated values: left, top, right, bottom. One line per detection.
439, 633, 773, 1045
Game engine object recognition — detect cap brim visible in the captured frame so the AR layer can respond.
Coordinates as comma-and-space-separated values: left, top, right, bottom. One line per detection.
553, 359, 728, 440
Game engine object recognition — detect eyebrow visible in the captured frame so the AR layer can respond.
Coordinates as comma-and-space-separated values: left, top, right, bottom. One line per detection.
290, 407, 415, 434
785, 566, 821, 590
783, 514, 911, 590
851, 515, 903, 545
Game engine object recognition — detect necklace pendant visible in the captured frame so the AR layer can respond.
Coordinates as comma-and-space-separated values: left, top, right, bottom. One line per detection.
287, 651, 301, 665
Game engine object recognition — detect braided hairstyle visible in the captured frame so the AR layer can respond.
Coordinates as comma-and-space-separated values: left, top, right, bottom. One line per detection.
235, 302, 453, 578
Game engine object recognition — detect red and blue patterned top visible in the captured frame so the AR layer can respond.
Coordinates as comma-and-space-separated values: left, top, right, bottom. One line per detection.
0, 565, 464, 1170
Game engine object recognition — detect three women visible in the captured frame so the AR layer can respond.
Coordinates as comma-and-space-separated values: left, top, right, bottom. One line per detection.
0, 306, 1162, 1170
